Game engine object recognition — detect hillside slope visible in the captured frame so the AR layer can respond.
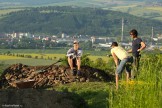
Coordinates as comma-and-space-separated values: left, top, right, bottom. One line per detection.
0, 6, 161, 36
1, 0, 162, 22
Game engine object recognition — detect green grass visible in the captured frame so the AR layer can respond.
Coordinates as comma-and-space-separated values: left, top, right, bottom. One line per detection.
0, 59, 56, 66
0, 62, 8, 75
146, 7, 162, 12
52, 54, 162, 108
51, 82, 113, 108
0, 49, 162, 108
0, 48, 109, 56
0, 48, 110, 68
0, 49, 67, 54
0, 53, 61, 66
110, 5, 162, 22
0, 54, 111, 66
0, 8, 23, 16
152, 16, 162, 21
47, 0, 108, 7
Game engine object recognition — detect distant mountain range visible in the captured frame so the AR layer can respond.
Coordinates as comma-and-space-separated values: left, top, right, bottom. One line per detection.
0, 1, 162, 36
0, 6, 161, 37
0, 0, 162, 8
0, 0, 71, 7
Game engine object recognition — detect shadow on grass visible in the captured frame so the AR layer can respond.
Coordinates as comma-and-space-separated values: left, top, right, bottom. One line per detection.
0, 89, 88, 108
79, 90, 109, 108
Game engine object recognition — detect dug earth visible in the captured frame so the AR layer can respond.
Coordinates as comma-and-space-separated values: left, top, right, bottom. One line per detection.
0, 63, 114, 89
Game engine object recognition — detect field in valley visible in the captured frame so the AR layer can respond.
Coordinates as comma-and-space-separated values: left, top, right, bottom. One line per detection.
110, 6, 162, 22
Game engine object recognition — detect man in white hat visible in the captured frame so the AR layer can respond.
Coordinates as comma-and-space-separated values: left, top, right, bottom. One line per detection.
67, 40, 82, 76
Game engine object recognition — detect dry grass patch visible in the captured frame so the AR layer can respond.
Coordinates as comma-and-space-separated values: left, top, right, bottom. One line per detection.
0, 55, 27, 60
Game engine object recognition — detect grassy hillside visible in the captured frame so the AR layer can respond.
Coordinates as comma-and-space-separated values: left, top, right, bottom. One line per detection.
53, 53, 162, 108
0, 6, 162, 37
0, 49, 162, 107
1, 0, 162, 22
47, 0, 162, 22
0, 8, 23, 20
110, 6, 162, 22
0, 8, 22, 15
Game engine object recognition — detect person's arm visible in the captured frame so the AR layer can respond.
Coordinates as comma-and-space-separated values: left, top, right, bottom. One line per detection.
137, 41, 146, 52
112, 52, 119, 67
127, 49, 132, 53
77, 49, 82, 57
67, 48, 74, 57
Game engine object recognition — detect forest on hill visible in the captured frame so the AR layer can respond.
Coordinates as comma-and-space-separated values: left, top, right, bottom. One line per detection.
0, 6, 162, 36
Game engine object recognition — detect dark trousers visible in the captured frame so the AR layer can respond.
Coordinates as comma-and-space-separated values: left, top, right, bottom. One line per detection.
131, 56, 141, 78
72, 58, 77, 67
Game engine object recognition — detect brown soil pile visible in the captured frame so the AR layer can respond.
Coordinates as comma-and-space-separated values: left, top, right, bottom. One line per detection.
0, 63, 114, 89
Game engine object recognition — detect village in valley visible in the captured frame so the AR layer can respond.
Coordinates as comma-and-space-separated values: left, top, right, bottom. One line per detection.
0, 31, 162, 51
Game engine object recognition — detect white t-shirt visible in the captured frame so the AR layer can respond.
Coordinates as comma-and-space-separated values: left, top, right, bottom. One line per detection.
111, 46, 129, 60
67, 48, 82, 58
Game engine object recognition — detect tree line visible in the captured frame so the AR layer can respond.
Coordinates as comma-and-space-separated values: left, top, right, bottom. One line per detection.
0, 6, 162, 36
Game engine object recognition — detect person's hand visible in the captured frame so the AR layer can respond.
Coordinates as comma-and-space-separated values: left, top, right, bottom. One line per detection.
107, 54, 112, 57
127, 49, 132, 53
137, 49, 141, 52
73, 54, 77, 59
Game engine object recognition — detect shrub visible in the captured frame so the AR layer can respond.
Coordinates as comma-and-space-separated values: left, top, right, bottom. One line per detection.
35, 56, 38, 59
25, 55, 32, 58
